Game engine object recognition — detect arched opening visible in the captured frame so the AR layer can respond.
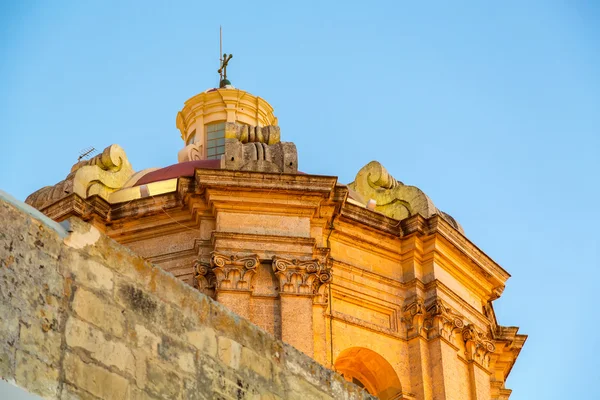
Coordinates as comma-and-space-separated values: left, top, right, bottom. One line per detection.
334, 347, 402, 400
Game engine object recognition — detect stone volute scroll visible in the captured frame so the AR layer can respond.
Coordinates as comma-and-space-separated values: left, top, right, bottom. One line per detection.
424, 299, 465, 342
194, 259, 216, 296
462, 324, 496, 368
271, 256, 332, 295
402, 299, 426, 337
200, 252, 260, 291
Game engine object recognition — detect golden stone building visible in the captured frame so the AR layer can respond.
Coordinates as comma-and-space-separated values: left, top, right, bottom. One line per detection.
26, 78, 526, 399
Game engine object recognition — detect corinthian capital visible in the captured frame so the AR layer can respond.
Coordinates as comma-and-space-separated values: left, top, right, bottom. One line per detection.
271, 256, 332, 295
210, 252, 259, 291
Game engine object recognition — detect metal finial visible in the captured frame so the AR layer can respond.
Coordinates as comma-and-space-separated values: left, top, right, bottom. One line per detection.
218, 26, 233, 88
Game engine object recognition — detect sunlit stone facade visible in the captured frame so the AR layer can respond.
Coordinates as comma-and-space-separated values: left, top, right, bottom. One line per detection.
26, 85, 526, 399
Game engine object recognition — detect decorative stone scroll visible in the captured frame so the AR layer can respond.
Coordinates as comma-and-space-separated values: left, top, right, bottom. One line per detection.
194, 259, 216, 294
198, 252, 259, 291
348, 161, 463, 233
271, 256, 332, 295
402, 299, 426, 337
26, 144, 134, 210
462, 324, 496, 368
424, 299, 465, 342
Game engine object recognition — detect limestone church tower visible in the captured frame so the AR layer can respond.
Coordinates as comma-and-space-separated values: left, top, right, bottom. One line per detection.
25, 66, 526, 399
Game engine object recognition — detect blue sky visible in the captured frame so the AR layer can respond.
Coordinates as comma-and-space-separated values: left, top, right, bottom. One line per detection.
1, 1, 599, 398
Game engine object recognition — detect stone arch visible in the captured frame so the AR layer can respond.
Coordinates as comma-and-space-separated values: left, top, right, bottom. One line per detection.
334, 347, 402, 400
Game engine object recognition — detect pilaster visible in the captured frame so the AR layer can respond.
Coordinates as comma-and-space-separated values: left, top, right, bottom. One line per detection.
272, 256, 332, 356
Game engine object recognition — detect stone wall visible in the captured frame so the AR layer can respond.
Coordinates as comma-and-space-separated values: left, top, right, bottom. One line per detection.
0, 191, 372, 400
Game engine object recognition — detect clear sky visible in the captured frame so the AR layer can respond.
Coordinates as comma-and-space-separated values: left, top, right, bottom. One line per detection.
1, 1, 599, 399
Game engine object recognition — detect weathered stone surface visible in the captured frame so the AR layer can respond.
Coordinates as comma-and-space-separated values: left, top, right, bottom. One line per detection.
0, 195, 375, 400
19, 320, 62, 366
65, 317, 135, 376
72, 287, 125, 338
64, 352, 130, 399
15, 350, 60, 398
146, 362, 181, 399
60, 250, 114, 292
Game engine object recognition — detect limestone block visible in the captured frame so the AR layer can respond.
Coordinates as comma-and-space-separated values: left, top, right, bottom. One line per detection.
217, 336, 242, 369
145, 362, 181, 399
60, 250, 114, 292
64, 352, 130, 399
156, 335, 196, 375
134, 324, 161, 356
65, 317, 136, 376
15, 350, 59, 398
0, 346, 15, 381
241, 346, 272, 380
186, 327, 218, 358
19, 321, 62, 366
72, 287, 125, 338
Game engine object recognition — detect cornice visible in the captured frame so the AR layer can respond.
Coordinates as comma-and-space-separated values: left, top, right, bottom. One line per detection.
195, 169, 337, 195
339, 202, 402, 237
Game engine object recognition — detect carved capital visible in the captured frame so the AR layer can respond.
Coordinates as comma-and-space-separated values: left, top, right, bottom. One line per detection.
402, 299, 426, 337
271, 256, 332, 295
462, 324, 496, 367
210, 252, 259, 291
424, 299, 465, 342
194, 259, 216, 295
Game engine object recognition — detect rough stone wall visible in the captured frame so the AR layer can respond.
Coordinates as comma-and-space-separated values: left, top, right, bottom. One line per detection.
0, 192, 373, 400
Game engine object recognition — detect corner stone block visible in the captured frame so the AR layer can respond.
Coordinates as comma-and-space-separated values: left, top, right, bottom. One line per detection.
15, 350, 59, 399
72, 287, 125, 338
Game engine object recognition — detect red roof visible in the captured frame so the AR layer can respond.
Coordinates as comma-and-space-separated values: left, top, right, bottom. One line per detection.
135, 159, 221, 186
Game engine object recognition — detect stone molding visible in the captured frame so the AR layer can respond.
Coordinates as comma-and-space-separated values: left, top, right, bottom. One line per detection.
272, 256, 332, 295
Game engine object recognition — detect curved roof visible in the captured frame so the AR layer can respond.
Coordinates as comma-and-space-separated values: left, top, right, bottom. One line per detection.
135, 159, 221, 186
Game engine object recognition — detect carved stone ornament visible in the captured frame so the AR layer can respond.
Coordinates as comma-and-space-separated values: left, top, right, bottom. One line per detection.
194, 259, 216, 293
348, 161, 463, 233
26, 144, 134, 210
462, 324, 496, 368
271, 256, 332, 295
209, 252, 259, 291
424, 299, 465, 342
402, 299, 426, 336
